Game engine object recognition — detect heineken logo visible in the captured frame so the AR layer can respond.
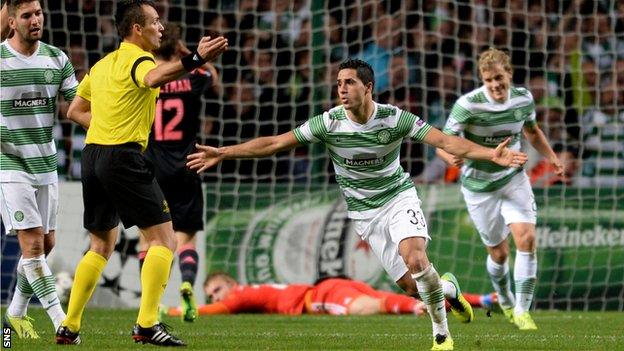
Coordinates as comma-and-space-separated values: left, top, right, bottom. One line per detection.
14, 211, 24, 222
44, 69, 55, 83
239, 195, 326, 283
238, 195, 385, 285
317, 200, 349, 277
537, 225, 624, 248
377, 130, 392, 144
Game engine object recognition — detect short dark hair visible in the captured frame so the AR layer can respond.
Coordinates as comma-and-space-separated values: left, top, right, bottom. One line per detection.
7, 0, 38, 16
152, 23, 180, 60
115, 0, 155, 39
339, 58, 375, 88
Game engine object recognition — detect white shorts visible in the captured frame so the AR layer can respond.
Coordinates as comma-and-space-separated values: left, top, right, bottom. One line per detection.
461, 172, 536, 247
0, 182, 58, 235
352, 188, 430, 282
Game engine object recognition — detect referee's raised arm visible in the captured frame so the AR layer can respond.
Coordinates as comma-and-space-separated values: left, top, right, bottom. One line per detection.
143, 35, 228, 88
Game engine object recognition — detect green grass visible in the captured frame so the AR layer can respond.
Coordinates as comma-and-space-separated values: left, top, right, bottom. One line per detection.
3, 308, 623, 350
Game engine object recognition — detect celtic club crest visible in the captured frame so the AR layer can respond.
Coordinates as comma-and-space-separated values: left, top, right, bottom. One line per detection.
377, 130, 391, 144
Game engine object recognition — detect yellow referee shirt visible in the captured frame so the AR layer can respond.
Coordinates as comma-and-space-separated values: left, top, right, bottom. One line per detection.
78, 42, 159, 150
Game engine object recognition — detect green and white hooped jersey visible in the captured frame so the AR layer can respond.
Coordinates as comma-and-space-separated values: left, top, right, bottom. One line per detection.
0, 41, 78, 185
293, 102, 432, 219
443, 86, 536, 192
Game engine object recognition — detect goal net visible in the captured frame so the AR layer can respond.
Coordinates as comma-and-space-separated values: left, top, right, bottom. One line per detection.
1, 0, 622, 311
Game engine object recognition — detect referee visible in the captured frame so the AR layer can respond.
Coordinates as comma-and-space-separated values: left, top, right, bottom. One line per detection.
56, 0, 227, 346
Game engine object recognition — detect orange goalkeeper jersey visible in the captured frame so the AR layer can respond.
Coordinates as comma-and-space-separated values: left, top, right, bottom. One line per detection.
199, 284, 312, 315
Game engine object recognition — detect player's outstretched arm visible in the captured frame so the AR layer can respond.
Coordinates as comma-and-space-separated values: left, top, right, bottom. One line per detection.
424, 127, 527, 168
144, 36, 228, 88
523, 124, 564, 176
67, 96, 92, 129
166, 303, 229, 316
187, 131, 301, 173
436, 148, 464, 168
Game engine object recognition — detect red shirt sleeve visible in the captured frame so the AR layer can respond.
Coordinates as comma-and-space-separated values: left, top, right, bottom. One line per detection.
220, 284, 311, 314
197, 303, 230, 315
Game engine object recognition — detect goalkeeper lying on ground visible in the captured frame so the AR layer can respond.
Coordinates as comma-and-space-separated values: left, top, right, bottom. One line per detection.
164, 272, 494, 317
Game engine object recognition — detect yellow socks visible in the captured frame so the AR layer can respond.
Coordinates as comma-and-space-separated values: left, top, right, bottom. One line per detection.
137, 246, 173, 327
63, 251, 107, 332
62, 246, 174, 330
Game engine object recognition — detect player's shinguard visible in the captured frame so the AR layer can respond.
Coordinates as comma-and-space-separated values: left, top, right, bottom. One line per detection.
486, 255, 515, 322
56, 251, 107, 343
4, 261, 38, 339
413, 266, 453, 351
513, 250, 538, 330
21, 255, 66, 331
177, 243, 200, 322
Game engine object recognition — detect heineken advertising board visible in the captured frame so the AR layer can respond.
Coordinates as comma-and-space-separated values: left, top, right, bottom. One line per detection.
204, 184, 623, 310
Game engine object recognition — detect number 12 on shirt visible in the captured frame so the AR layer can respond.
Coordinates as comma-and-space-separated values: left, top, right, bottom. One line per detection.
154, 98, 184, 141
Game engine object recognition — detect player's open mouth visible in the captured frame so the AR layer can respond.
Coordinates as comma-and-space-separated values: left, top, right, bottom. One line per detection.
30, 28, 40, 34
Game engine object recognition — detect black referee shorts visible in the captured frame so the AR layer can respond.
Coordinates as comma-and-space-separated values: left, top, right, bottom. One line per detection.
145, 143, 204, 233
81, 143, 171, 231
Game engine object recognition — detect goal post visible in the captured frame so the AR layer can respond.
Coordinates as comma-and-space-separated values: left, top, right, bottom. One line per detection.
1, 0, 622, 311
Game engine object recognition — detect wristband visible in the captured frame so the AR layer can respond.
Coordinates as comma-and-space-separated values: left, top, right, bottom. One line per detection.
181, 50, 205, 72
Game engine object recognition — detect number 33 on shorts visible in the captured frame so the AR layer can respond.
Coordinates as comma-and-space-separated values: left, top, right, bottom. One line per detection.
406, 208, 427, 230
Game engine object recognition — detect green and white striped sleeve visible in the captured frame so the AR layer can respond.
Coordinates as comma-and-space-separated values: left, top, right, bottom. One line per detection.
402, 110, 432, 142
59, 52, 79, 101
523, 93, 537, 128
443, 99, 471, 135
293, 114, 327, 145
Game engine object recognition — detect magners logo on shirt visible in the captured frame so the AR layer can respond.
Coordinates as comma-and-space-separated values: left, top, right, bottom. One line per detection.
483, 136, 509, 145
13, 98, 48, 108
344, 155, 385, 167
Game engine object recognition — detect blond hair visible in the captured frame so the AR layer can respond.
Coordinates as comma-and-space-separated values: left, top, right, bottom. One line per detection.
203, 271, 237, 288
478, 48, 513, 76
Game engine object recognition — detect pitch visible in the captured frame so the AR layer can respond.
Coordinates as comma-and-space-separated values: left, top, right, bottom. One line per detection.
2, 308, 622, 350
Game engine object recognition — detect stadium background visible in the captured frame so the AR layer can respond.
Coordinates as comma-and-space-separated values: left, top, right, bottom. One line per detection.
1, 0, 622, 311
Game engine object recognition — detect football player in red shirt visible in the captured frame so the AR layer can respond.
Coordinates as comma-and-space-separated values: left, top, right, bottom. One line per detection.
165, 273, 492, 317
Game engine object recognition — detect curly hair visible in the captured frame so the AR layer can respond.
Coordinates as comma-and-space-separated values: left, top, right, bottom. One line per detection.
478, 47, 513, 76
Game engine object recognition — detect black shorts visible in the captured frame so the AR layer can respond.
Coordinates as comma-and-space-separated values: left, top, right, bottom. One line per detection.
81, 143, 171, 231
145, 142, 203, 233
